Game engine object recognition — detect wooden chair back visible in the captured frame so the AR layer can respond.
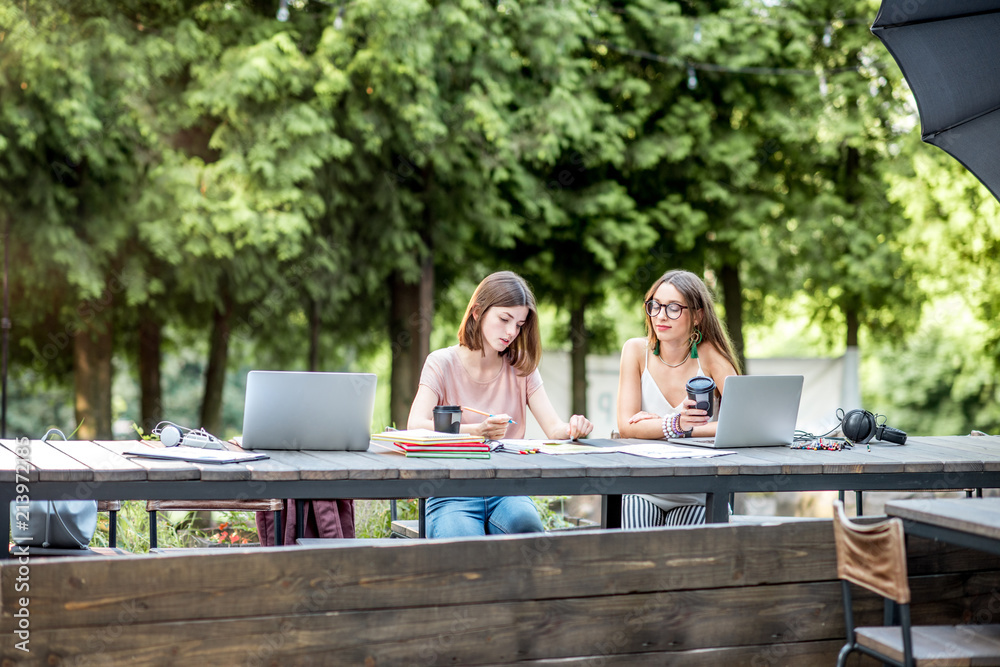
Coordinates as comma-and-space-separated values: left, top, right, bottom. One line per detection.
832, 500, 910, 604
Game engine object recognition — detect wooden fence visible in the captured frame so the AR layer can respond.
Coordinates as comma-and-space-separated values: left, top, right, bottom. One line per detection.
3, 519, 999, 665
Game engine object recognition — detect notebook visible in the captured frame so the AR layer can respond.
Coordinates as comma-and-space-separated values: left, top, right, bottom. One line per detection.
669, 375, 803, 448
240, 371, 377, 451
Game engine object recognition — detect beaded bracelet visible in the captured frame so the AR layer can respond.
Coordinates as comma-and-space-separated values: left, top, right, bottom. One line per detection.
661, 413, 683, 439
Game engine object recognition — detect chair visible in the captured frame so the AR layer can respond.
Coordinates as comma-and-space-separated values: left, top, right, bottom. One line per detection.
832, 500, 1000, 666
146, 499, 284, 548
389, 499, 425, 539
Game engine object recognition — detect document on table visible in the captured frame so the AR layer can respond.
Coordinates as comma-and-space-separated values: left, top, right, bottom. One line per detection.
495, 440, 735, 459
609, 443, 736, 459
124, 446, 270, 465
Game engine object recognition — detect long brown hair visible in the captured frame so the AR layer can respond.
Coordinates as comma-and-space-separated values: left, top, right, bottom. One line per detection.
643, 270, 741, 374
458, 271, 541, 376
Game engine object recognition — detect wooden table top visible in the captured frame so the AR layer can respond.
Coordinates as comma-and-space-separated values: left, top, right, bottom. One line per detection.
3, 434, 1000, 486
885, 497, 1000, 542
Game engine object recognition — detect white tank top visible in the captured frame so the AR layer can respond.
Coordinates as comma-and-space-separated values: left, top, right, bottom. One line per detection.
638, 346, 706, 511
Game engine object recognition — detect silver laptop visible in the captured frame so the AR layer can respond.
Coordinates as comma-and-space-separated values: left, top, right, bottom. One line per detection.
241, 371, 377, 451
671, 375, 803, 448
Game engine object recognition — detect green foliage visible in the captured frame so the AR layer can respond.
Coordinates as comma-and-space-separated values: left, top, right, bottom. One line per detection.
90, 501, 207, 553
3, 0, 1000, 441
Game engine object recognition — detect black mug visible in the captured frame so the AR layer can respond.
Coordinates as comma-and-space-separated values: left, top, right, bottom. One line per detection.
433, 405, 463, 434
685, 376, 716, 418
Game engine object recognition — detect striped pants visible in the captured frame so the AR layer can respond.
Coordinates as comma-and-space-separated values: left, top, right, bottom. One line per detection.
621, 494, 706, 529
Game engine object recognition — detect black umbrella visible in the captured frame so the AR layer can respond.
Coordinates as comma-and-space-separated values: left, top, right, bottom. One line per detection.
872, 0, 1000, 202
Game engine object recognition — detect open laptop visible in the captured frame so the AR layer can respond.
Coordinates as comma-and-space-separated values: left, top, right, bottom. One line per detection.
241, 371, 377, 451
670, 375, 803, 448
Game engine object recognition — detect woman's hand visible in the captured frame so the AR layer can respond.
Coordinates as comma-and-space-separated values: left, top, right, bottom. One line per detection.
567, 415, 593, 440
478, 414, 512, 440
628, 411, 660, 424
679, 398, 710, 433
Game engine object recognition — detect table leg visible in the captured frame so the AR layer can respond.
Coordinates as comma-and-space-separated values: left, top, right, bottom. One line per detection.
705, 492, 730, 523
296, 499, 306, 541
602, 495, 623, 529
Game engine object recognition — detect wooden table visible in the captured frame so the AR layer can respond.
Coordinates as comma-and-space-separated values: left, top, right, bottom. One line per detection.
4, 435, 1000, 548
885, 496, 1000, 556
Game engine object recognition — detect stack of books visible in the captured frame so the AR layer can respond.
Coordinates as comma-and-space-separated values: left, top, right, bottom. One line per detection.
371, 429, 490, 459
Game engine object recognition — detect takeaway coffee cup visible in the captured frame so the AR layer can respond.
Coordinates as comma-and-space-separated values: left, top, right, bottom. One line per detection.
685, 376, 716, 418
433, 405, 463, 434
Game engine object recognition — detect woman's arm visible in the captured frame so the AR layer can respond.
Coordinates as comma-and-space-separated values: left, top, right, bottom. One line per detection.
616, 339, 669, 439
682, 344, 739, 437
527, 386, 594, 440
407, 384, 511, 439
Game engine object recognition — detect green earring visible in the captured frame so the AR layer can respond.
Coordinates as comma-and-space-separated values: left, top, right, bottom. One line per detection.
690, 329, 702, 359
653, 341, 660, 357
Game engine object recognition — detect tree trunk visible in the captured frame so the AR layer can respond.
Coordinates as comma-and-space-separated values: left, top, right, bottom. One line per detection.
719, 262, 746, 373
389, 258, 433, 429
200, 300, 232, 435
842, 305, 861, 410
74, 312, 113, 440
138, 317, 163, 433
843, 306, 858, 347
309, 297, 320, 372
569, 302, 588, 416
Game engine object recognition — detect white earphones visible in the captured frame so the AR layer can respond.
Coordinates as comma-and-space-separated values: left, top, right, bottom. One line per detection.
151, 421, 224, 449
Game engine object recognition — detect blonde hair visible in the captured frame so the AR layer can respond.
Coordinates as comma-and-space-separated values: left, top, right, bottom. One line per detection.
643, 270, 741, 374
458, 271, 541, 376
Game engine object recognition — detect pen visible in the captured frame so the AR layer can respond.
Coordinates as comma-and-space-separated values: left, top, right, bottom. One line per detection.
461, 406, 517, 425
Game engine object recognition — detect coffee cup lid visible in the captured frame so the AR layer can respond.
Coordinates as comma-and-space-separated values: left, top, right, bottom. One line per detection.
685, 376, 715, 392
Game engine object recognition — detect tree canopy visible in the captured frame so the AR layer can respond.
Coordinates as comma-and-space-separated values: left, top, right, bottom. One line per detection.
2, 0, 998, 439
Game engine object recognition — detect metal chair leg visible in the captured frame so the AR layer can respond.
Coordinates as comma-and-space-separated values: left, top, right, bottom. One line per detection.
149, 510, 158, 549
108, 509, 117, 548
418, 498, 426, 538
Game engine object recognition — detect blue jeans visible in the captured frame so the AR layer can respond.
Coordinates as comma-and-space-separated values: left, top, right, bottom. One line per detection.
425, 496, 544, 538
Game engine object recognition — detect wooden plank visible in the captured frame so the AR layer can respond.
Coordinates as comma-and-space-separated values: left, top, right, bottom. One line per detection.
857, 624, 1000, 665
0, 439, 37, 483
887, 498, 1000, 542
485, 640, 849, 666
733, 447, 837, 476
0, 577, 985, 667
298, 450, 400, 480
257, 449, 351, 481
94, 440, 201, 481
893, 439, 984, 473
0, 520, 861, 631
359, 450, 450, 482
0, 439, 93, 482
935, 436, 1000, 472
43, 440, 147, 483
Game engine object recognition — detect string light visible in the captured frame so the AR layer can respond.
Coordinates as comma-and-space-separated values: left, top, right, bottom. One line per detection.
823, 23, 833, 47
334, 5, 344, 29
687, 65, 698, 90
587, 39, 861, 79
277, 0, 289, 22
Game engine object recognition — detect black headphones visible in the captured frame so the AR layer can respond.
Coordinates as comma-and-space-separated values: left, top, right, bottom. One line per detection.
838, 408, 907, 445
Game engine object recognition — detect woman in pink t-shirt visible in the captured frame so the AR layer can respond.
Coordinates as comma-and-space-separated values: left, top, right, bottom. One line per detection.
408, 271, 593, 538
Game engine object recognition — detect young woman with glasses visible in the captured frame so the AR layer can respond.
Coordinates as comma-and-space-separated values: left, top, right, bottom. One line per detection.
407, 271, 594, 537
616, 270, 740, 528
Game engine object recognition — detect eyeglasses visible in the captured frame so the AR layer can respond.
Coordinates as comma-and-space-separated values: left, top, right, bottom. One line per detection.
644, 300, 689, 319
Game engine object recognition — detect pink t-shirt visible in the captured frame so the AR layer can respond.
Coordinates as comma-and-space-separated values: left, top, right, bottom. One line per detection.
418, 345, 543, 439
